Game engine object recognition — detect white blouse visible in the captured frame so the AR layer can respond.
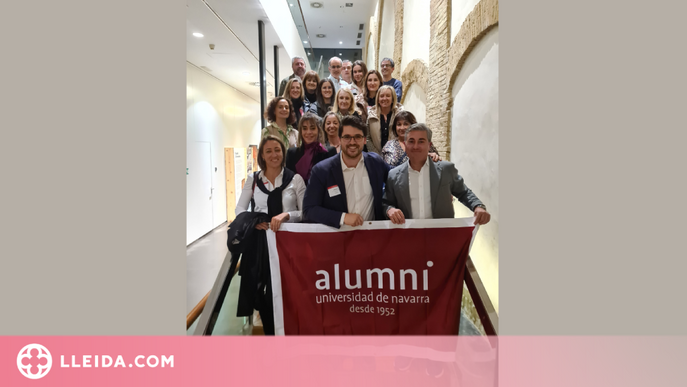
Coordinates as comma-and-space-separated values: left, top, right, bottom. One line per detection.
235, 168, 306, 223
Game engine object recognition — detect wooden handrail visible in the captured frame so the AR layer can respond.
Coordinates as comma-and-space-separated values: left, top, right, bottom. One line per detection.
464, 255, 498, 335
186, 260, 241, 330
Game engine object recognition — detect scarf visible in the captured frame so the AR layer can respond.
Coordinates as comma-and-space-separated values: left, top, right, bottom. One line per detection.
304, 90, 317, 104
295, 141, 326, 182
254, 168, 295, 217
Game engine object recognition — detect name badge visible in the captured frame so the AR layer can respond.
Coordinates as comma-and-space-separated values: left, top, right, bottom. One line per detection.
327, 185, 341, 197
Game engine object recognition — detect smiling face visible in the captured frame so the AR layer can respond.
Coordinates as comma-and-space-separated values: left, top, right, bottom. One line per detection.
378, 89, 393, 109
341, 125, 366, 160
292, 58, 306, 78
324, 115, 340, 138
366, 73, 380, 94
300, 119, 319, 145
395, 119, 411, 141
353, 65, 364, 84
305, 77, 318, 93
262, 140, 284, 170
321, 82, 333, 100
329, 58, 342, 79
337, 91, 352, 112
405, 129, 430, 165
275, 99, 290, 120
380, 60, 393, 78
289, 81, 302, 99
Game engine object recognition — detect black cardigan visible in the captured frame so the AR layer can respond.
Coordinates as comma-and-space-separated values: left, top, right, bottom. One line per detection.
285, 145, 337, 184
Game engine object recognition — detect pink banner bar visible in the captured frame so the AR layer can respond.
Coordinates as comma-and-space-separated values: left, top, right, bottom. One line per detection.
3, 336, 686, 386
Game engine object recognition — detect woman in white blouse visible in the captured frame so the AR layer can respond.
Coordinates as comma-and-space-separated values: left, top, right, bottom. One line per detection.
235, 135, 306, 231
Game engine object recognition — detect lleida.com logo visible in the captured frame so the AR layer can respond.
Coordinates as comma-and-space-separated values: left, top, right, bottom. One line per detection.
17, 343, 174, 379
17, 343, 53, 379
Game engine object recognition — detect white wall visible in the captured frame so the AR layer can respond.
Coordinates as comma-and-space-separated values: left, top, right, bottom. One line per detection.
378, 0, 395, 67
402, 83, 427, 124
449, 27, 499, 311
366, 36, 377, 71
401, 0, 430, 74
186, 63, 262, 244
451, 0, 481, 43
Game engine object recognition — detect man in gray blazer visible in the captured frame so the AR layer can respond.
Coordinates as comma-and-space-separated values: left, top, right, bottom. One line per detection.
383, 123, 491, 225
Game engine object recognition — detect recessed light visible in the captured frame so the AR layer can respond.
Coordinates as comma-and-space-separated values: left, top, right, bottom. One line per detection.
303, 40, 308, 43
339, 53, 342, 55
316, 34, 326, 38
307, 52, 311, 55
193, 32, 204, 38
311, 2, 323, 8
290, 3, 294, 6
339, 41, 343, 44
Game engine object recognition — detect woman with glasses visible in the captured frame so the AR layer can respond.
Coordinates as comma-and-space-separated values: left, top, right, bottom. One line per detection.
261, 96, 298, 148
366, 85, 403, 156
381, 111, 441, 167
285, 112, 337, 184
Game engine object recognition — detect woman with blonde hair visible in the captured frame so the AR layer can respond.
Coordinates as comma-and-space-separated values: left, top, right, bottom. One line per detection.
261, 96, 298, 148
282, 77, 311, 127
285, 112, 337, 184
322, 111, 342, 154
331, 88, 358, 117
366, 85, 403, 155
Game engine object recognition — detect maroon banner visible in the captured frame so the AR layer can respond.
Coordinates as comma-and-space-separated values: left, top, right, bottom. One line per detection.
268, 219, 477, 335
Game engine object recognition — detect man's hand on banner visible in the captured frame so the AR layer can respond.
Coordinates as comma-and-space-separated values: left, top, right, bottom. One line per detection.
343, 213, 364, 227
387, 208, 406, 224
255, 222, 270, 230
473, 207, 491, 225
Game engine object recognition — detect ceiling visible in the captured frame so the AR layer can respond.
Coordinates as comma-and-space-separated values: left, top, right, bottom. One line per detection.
186, 0, 295, 101
186, 0, 374, 100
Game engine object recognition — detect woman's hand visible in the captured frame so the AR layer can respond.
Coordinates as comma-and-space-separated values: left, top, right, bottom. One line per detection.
429, 152, 441, 162
270, 212, 291, 231
255, 222, 270, 231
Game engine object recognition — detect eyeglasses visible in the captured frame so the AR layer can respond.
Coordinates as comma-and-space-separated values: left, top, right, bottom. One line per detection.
330, 65, 342, 69
380, 64, 392, 68
341, 134, 365, 142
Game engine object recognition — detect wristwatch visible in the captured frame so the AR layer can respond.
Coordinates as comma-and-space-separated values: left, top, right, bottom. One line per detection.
474, 204, 487, 211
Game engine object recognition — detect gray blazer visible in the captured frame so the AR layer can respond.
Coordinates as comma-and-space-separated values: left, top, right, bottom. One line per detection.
382, 158, 484, 219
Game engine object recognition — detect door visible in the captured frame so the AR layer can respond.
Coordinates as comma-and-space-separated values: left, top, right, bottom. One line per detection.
187, 141, 213, 244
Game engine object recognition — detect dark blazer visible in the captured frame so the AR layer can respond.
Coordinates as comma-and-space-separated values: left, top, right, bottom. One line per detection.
382, 158, 484, 219
285, 145, 337, 184
303, 152, 390, 228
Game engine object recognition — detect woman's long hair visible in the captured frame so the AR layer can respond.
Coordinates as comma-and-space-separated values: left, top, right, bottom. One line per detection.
283, 78, 304, 102
363, 70, 384, 102
331, 88, 356, 116
296, 112, 326, 148
352, 60, 368, 90
316, 78, 335, 114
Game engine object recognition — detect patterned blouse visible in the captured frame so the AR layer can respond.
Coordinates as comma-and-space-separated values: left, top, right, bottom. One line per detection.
261, 122, 298, 148
382, 139, 439, 167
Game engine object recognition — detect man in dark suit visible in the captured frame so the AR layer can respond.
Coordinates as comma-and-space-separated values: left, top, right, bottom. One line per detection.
303, 115, 390, 228
383, 123, 491, 225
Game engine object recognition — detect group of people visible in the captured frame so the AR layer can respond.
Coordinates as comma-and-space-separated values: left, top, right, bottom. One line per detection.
233, 57, 491, 335
250, 55, 491, 231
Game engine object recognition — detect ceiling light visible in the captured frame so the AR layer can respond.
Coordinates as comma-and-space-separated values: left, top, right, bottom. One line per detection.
307, 53, 311, 55
345, 3, 353, 7
311, 2, 323, 8
339, 53, 342, 55
316, 34, 326, 38
290, 3, 294, 6
193, 32, 204, 38
303, 40, 308, 43
339, 41, 343, 44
